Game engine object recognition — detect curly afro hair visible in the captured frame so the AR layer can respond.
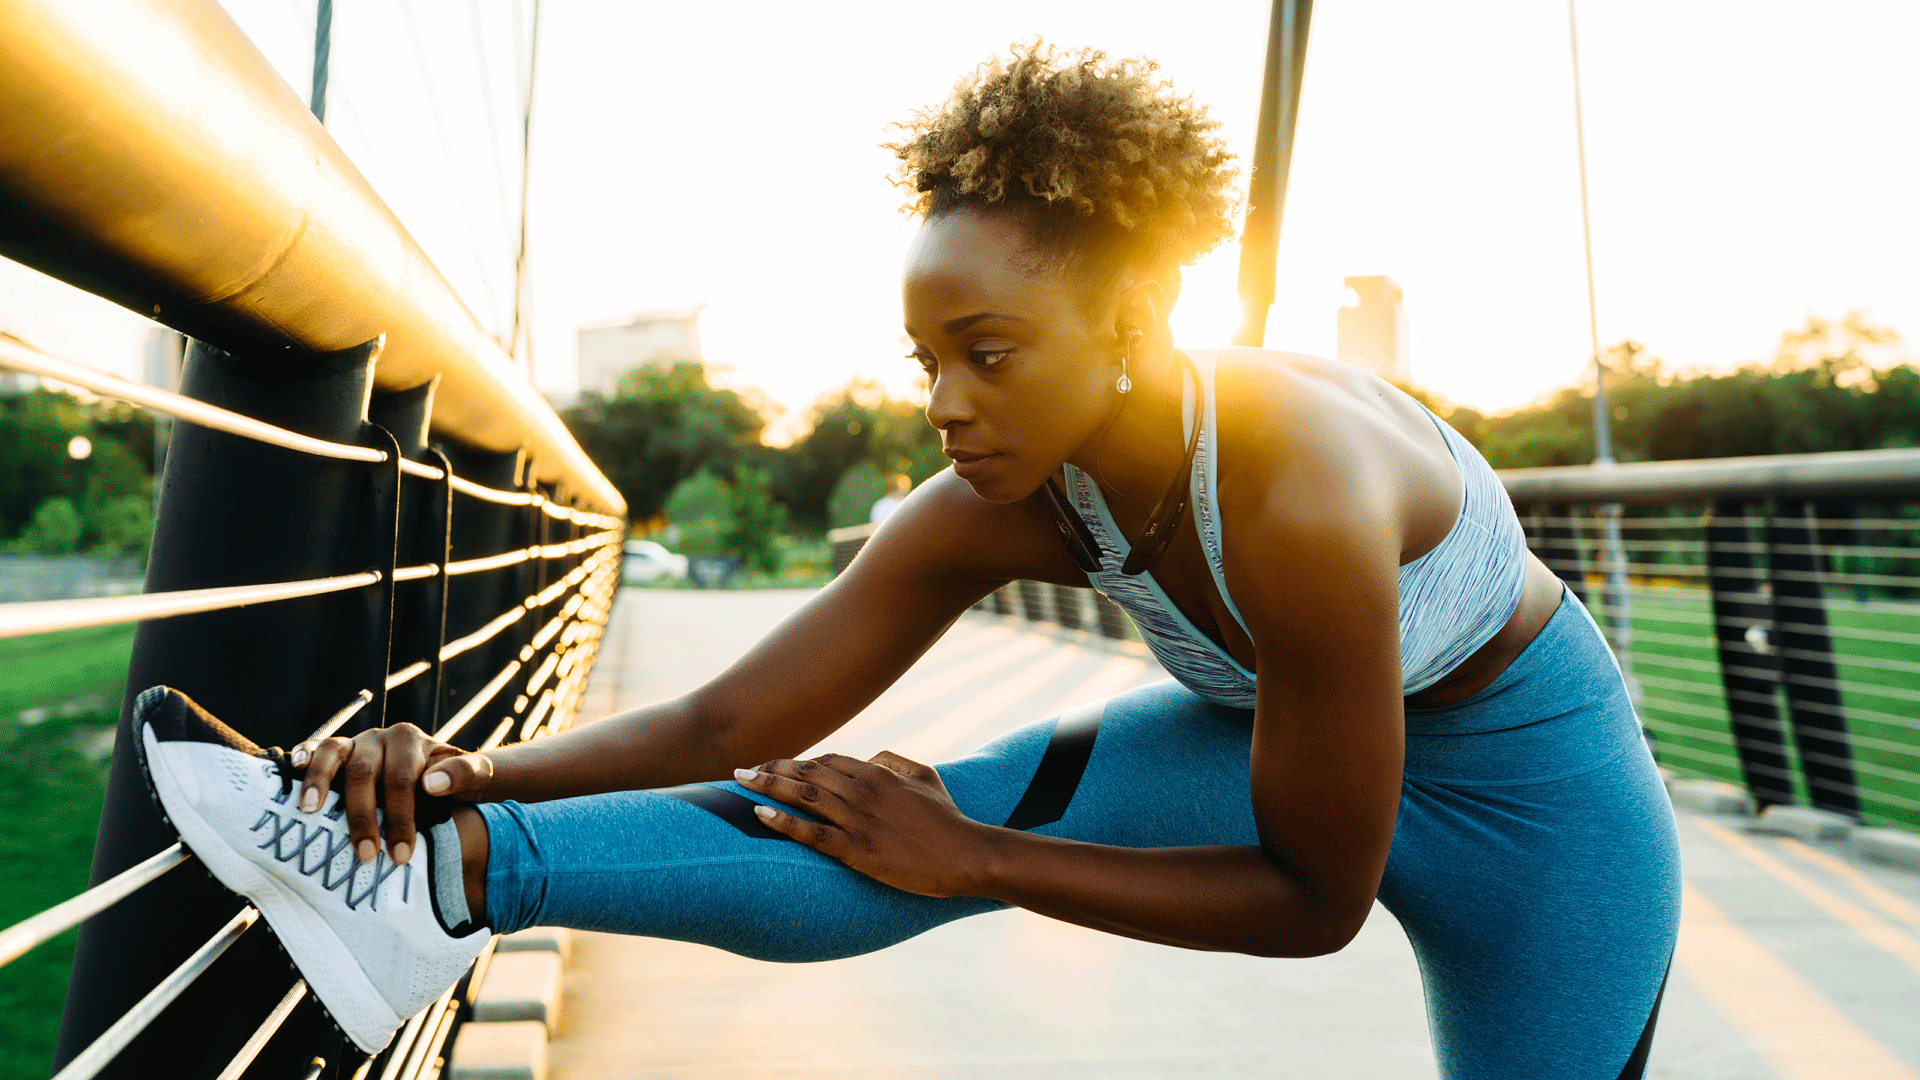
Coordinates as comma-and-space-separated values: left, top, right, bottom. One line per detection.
888, 42, 1240, 291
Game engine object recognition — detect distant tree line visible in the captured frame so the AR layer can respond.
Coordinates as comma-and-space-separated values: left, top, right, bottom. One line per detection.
1416, 313, 1917, 468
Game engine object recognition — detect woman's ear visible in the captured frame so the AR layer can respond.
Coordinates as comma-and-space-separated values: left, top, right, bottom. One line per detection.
1114, 279, 1169, 339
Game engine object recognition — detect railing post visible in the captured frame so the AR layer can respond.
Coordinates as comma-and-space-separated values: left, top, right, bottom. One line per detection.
1765, 497, 1862, 819
55, 337, 389, 1080
1017, 580, 1047, 625
1540, 502, 1589, 603
372, 382, 450, 734
1703, 498, 1796, 808
439, 446, 528, 751
1052, 584, 1084, 630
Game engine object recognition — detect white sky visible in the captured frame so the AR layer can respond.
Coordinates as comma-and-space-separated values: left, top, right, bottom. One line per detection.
2, 0, 1915, 442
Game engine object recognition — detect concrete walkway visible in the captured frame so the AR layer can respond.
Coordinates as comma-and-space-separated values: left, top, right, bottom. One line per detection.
554, 588, 1920, 1080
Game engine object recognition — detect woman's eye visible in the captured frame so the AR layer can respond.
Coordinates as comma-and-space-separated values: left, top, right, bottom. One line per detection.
970, 348, 1012, 368
907, 352, 936, 375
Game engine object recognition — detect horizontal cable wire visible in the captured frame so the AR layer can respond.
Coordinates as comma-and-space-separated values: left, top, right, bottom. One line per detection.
445, 549, 533, 576
438, 546, 616, 664
446, 474, 535, 507
311, 690, 375, 742
0, 339, 384, 465
212, 979, 308, 1080
0, 571, 381, 639
51, 907, 259, 1080
394, 563, 440, 583
0, 844, 191, 967
435, 660, 521, 742
386, 660, 431, 692
440, 606, 529, 663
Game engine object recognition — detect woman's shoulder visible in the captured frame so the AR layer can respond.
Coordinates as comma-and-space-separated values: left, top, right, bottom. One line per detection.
1194, 345, 1451, 535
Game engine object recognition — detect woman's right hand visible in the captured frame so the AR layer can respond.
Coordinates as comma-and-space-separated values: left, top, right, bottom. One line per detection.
290, 723, 495, 868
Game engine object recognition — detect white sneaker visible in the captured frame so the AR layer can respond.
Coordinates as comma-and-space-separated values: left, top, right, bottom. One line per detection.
133, 686, 490, 1054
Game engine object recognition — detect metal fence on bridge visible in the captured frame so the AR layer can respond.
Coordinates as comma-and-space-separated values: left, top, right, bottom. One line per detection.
1506, 449, 1920, 835
0, 2, 626, 1079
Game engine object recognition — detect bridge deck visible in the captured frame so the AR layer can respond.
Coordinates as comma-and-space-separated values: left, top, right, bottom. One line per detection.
561, 589, 1920, 1080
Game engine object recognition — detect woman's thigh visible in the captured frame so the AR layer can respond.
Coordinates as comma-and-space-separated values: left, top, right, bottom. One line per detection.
1381, 594, 1681, 1080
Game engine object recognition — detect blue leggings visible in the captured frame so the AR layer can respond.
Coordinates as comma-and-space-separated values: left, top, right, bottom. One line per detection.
478, 591, 1680, 1079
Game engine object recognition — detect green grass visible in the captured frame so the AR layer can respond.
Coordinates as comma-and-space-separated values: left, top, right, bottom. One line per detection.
0, 625, 130, 1080
0, 623, 137, 717
1604, 588, 1920, 831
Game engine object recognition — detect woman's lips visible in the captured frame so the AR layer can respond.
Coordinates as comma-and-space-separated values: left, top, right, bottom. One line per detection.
947, 451, 1003, 481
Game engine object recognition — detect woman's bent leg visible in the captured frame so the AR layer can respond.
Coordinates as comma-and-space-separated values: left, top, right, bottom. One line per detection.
1381, 592, 1682, 1080
478, 680, 1260, 962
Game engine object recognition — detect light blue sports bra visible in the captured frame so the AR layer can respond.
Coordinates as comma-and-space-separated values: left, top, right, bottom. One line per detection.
1060, 348, 1529, 707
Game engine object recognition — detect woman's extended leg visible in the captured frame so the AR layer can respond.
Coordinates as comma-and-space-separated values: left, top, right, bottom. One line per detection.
475, 679, 1260, 961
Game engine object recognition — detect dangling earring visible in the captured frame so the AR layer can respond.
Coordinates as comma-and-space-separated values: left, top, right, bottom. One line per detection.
1117, 327, 1141, 394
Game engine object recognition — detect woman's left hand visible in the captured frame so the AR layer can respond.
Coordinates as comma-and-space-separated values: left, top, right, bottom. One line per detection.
733, 751, 993, 898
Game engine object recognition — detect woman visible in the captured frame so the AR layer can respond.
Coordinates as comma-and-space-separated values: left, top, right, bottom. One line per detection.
137, 44, 1679, 1079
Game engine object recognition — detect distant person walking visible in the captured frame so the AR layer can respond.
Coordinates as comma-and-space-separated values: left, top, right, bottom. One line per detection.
868, 473, 912, 524
139, 42, 1677, 1080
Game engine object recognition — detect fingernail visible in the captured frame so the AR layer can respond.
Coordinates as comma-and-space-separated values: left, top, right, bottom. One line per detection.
753, 804, 775, 820
392, 842, 411, 865
734, 768, 758, 782
291, 747, 310, 768
423, 772, 450, 795
357, 840, 376, 863
300, 788, 319, 813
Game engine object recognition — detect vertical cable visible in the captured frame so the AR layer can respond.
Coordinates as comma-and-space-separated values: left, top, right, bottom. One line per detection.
1567, 0, 1637, 701
508, 0, 544, 373
309, 0, 332, 121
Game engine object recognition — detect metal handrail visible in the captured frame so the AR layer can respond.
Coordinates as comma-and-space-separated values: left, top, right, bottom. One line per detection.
1499, 446, 1920, 504
0, 0, 623, 514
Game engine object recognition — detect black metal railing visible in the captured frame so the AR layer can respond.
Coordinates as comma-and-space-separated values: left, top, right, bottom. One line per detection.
829, 523, 1142, 644
1505, 449, 1920, 832
0, 2, 628, 1077
0, 337, 622, 1080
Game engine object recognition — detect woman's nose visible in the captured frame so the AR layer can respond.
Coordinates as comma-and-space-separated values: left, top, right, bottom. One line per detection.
923, 370, 974, 430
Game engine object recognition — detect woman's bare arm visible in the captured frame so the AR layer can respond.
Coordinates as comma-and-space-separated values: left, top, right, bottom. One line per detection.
300, 470, 1077, 863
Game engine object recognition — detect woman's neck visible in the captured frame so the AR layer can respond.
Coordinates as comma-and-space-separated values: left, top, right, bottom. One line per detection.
1063, 339, 1194, 510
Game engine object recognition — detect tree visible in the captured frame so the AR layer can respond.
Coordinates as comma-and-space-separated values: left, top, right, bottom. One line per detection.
15, 496, 82, 554
828, 460, 888, 529
724, 465, 786, 574
559, 361, 766, 524
0, 383, 154, 552
773, 380, 944, 533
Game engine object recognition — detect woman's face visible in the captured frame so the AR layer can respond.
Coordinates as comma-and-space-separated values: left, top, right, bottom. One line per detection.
902, 209, 1118, 504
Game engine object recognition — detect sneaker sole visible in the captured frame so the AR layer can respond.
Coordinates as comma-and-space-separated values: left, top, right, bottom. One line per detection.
135, 722, 403, 1055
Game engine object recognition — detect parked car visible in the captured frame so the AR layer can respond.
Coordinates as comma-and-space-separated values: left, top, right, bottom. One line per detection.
623, 539, 689, 584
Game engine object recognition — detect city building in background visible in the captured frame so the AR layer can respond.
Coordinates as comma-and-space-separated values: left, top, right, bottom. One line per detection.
1337, 275, 1409, 383
574, 305, 704, 401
